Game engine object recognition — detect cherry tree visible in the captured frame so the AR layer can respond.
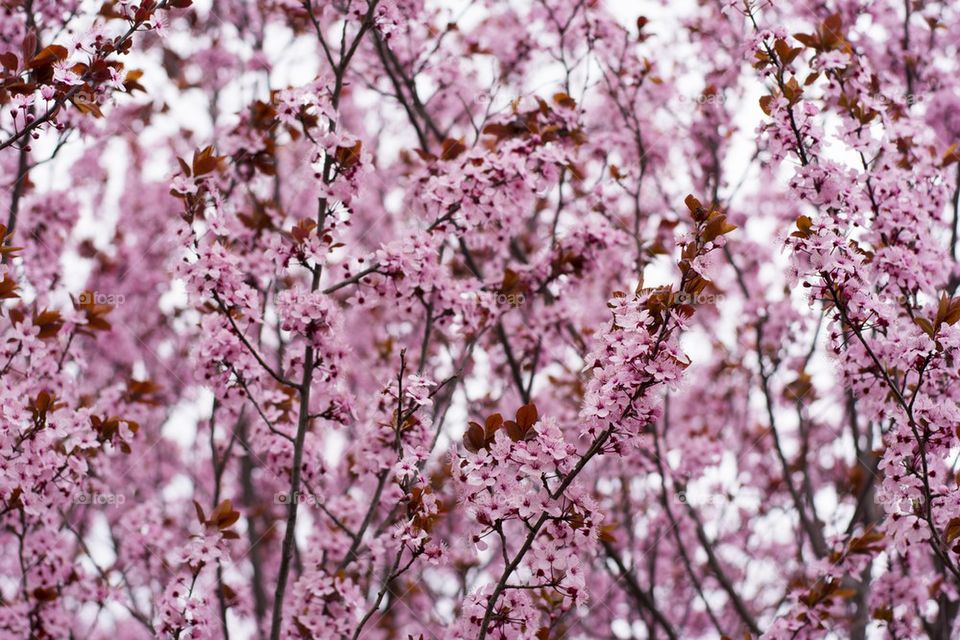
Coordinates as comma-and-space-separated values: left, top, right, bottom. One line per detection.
2, 0, 960, 638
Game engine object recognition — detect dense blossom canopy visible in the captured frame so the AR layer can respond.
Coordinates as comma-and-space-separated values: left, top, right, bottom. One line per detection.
2, 0, 960, 638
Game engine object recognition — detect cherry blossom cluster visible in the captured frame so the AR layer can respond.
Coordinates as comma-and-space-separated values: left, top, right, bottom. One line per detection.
4, 0, 960, 638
